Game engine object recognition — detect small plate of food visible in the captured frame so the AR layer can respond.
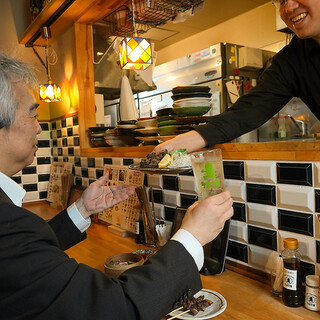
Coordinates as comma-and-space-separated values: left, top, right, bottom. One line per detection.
128, 149, 193, 174
168, 289, 227, 319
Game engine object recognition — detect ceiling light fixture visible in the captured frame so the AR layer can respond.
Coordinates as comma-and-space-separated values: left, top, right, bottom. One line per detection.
119, 0, 152, 70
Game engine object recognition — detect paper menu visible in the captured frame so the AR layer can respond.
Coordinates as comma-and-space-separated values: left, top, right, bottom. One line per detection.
98, 165, 144, 233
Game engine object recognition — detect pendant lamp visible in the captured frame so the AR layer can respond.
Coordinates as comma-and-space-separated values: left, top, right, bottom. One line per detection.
119, 0, 152, 70
39, 27, 61, 102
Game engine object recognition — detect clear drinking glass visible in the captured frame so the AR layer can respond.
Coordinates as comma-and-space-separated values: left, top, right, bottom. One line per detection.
190, 148, 225, 199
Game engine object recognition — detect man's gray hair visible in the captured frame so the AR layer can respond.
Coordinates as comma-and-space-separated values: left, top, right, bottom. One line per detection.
0, 52, 37, 127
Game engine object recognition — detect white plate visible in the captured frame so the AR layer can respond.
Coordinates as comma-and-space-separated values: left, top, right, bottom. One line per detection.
168, 289, 227, 320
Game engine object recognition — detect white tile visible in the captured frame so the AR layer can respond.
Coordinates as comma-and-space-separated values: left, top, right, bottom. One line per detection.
36, 148, 51, 157
74, 167, 82, 176
57, 157, 63, 162
134, 158, 142, 164
247, 203, 277, 229
80, 157, 88, 167
57, 139, 63, 147
37, 165, 51, 174
38, 181, 49, 191
56, 120, 61, 129
67, 137, 74, 146
148, 174, 162, 189
95, 157, 104, 168
315, 214, 320, 239
30, 158, 37, 166
61, 128, 68, 137
153, 203, 164, 219
163, 190, 180, 207
22, 174, 37, 184
62, 148, 68, 156
74, 147, 81, 156
313, 162, 320, 187
73, 125, 79, 136
88, 168, 96, 179
51, 130, 57, 139
278, 231, 316, 263
225, 180, 246, 202
248, 245, 279, 273
229, 220, 247, 243
82, 178, 89, 188
179, 175, 197, 194
38, 130, 51, 140
23, 191, 39, 202
112, 158, 123, 166
66, 117, 73, 127
277, 185, 314, 213
245, 160, 276, 184
68, 157, 75, 165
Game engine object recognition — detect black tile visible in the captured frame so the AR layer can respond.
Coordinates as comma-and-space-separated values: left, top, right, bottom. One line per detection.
246, 183, 276, 206
62, 138, 68, 147
89, 179, 96, 185
61, 119, 67, 128
74, 157, 81, 167
38, 140, 50, 148
51, 122, 56, 130
248, 225, 277, 251
23, 184, 38, 192
180, 194, 198, 209
164, 206, 176, 222
63, 156, 69, 162
87, 158, 95, 168
223, 161, 245, 180
53, 157, 58, 162
37, 157, 51, 165
52, 139, 57, 147
227, 240, 248, 263
68, 147, 74, 156
96, 169, 104, 179
144, 174, 148, 187
314, 189, 320, 212
57, 129, 62, 138
163, 175, 179, 191
123, 158, 134, 165
39, 191, 48, 199
148, 189, 163, 204
40, 122, 49, 131
276, 162, 312, 186
22, 166, 36, 175
38, 174, 50, 182
301, 261, 315, 283
73, 115, 78, 125
67, 127, 73, 136
11, 176, 21, 184
232, 202, 246, 222
74, 137, 80, 146
278, 209, 313, 236
75, 177, 82, 186
316, 241, 320, 264
104, 158, 113, 165
81, 168, 89, 178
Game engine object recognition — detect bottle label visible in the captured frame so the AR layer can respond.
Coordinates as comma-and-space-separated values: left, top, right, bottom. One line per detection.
135, 221, 140, 235
283, 268, 297, 291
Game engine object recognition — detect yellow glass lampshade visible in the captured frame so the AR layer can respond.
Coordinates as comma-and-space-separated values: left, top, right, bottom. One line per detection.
39, 82, 61, 102
120, 37, 152, 70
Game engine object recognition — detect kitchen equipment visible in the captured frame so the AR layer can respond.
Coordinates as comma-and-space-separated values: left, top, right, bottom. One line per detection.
119, 74, 138, 121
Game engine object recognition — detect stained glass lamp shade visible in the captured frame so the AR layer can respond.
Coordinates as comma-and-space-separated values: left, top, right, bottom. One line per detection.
120, 37, 152, 70
39, 81, 61, 102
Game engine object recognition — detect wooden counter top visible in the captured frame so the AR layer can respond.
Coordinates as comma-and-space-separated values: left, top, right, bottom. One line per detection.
65, 222, 317, 320
81, 139, 320, 161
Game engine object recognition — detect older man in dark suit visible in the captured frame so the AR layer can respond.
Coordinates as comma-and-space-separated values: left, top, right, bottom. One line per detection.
0, 53, 233, 320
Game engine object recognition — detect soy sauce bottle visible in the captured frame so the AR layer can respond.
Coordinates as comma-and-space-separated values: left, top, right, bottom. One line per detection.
282, 238, 303, 307
135, 210, 145, 244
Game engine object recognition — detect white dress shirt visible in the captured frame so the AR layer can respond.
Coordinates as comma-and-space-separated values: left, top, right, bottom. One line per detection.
0, 172, 204, 270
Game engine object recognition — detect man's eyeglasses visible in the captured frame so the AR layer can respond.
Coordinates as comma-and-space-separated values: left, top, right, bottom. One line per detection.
272, 0, 288, 9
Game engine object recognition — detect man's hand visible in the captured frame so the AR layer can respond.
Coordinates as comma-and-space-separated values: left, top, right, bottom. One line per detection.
153, 131, 208, 154
75, 174, 136, 219
181, 191, 233, 246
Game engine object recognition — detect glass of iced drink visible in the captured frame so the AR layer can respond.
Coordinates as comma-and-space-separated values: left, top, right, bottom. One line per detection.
190, 149, 225, 200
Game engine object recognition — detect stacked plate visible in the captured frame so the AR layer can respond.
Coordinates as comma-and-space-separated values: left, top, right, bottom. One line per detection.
88, 126, 111, 147
116, 120, 140, 146
135, 117, 160, 145
172, 85, 212, 117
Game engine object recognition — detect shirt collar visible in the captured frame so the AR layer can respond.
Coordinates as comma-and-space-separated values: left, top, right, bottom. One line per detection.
0, 172, 26, 207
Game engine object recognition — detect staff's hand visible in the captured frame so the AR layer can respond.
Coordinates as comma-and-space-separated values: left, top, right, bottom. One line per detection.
181, 191, 233, 246
153, 131, 208, 154
75, 174, 136, 219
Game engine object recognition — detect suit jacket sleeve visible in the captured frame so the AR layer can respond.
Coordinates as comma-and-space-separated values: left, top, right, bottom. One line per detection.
0, 203, 202, 320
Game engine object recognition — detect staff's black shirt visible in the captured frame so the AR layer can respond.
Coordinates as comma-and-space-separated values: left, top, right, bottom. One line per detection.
195, 37, 320, 146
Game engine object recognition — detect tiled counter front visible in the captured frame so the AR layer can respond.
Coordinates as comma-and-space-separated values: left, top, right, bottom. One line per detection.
16, 115, 320, 279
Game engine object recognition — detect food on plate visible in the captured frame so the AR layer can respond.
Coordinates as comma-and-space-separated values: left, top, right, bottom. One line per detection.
109, 260, 135, 266
139, 149, 191, 169
182, 295, 213, 315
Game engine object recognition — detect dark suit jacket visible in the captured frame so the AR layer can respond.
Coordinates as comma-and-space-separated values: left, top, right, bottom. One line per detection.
0, 189, 202, 320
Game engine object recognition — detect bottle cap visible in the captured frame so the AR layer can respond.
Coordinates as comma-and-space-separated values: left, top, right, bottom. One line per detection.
306, 275, 319, 287
283, 238, 298, 249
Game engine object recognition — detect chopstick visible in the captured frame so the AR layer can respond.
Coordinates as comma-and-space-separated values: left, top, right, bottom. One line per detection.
167, 309, 190, 320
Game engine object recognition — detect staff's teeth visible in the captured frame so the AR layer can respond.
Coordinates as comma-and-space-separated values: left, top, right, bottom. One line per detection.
291, 13, 307, 23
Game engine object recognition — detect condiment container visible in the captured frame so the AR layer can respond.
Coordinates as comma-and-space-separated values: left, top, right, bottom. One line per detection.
281, 238, 303, 307
305, 275, 320, 311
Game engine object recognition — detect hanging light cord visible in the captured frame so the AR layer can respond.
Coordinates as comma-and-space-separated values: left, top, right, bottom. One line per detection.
131, 0, 137, 37
45, 35, 51, 82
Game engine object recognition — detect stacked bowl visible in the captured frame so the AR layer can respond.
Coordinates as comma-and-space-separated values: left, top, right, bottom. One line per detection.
104, 121, 140, 147
88, 126, 110, 147
135, 117, 159, 145
172, 85, 212, 117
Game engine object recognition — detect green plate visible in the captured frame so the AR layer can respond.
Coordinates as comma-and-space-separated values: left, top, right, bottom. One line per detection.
157, 119, 180, 127
173, 105, 211, 116
157, 125, 180, 136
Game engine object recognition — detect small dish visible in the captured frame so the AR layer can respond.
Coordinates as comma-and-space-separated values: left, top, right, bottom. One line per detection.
171, 92, 212, 101
173, 98, 212, 108
173, 106, 211, 117
172, 86, 210, 94
136, 119, 158, 128
157, 125, 180, 136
